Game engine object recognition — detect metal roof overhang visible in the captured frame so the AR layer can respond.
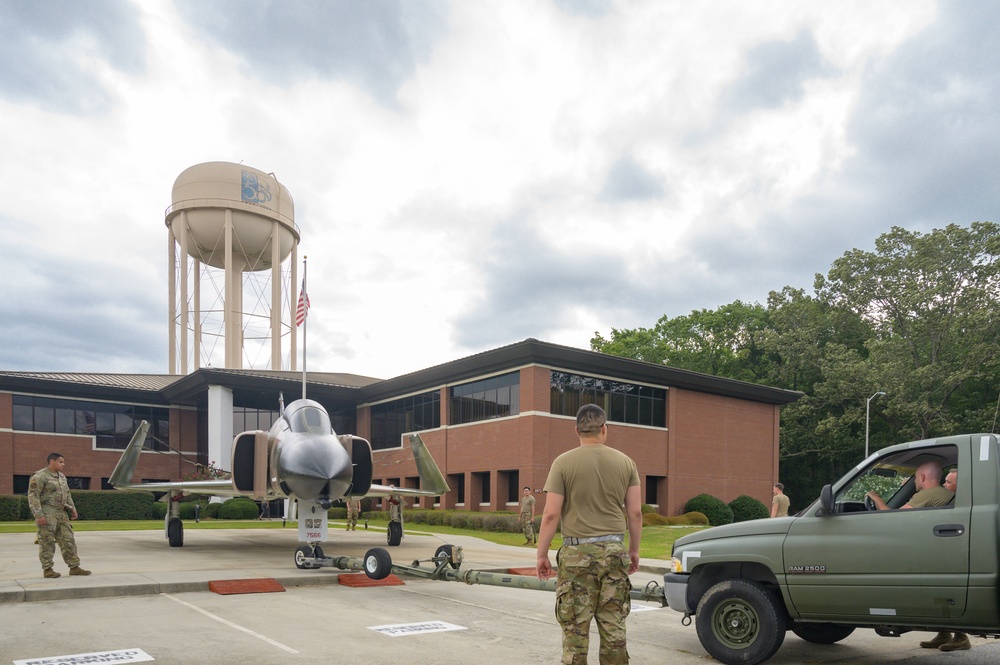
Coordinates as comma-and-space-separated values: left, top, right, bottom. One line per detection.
360, 338, 803, 405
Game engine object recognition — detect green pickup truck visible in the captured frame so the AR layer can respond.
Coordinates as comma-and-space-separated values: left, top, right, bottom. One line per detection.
664, 433, 1000, 665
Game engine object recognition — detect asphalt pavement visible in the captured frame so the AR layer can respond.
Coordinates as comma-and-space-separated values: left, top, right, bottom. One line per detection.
2, 524, 1000, 664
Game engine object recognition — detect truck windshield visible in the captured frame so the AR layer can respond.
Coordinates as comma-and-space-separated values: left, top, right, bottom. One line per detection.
838, 445, 957, 505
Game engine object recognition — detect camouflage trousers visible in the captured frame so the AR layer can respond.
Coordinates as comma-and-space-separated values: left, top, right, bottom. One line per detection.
554, 542, 632, 664
520, 515, 534, 541
347, 511, 359, 530
37, 509, 80, 570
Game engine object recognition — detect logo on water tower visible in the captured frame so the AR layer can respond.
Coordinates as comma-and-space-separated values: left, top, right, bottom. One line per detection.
241, 170, 273, 207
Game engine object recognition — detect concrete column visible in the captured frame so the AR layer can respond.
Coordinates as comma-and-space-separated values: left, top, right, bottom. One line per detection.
208, 385, 234, 472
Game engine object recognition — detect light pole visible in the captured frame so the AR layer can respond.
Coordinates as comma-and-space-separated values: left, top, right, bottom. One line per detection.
865, 391, 886, 459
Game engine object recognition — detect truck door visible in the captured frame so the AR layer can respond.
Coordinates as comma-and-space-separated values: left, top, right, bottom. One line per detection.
782, 444, 970, 622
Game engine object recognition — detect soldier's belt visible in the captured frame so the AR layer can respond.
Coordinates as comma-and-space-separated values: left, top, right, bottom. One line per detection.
563, 534, 624, 545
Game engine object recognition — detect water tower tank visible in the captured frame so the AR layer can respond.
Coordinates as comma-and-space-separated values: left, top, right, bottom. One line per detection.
166, 161, 298, 270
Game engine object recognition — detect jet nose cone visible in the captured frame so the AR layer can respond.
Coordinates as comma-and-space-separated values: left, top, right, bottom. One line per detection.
277, 434, 353, 502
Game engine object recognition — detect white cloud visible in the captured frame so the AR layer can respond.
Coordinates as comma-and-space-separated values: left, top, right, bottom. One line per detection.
0, 0, 994, 381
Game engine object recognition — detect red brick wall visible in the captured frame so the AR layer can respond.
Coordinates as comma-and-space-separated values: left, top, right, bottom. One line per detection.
666, 387, 778, 513
0, 397, 201, 495
368, 369, 781, 517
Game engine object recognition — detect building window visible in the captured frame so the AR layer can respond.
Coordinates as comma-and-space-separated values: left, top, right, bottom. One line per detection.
502, 470, 519, 505
370, 391, 441, 451
13, 475, 30, 495
550, 371, 666, 428
65, 476, 90, 490
645, 475, 663, 506
476, 471, 491, 505
450, 372, 521, 425
233, 407, 278, 434
11, 395, 170, 451
449, 473, 466, 504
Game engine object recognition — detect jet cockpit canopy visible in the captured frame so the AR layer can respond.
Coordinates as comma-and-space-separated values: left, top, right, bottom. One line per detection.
284, 399, 333, 435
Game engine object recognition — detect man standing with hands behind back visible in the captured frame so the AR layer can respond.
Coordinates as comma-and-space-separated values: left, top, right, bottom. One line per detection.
536, 404, 642, 664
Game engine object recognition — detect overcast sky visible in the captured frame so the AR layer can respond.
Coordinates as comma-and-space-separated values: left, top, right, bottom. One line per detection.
1, 1, 997, 380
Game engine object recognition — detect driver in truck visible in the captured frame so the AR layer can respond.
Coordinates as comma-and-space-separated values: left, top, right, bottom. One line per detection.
865, 460, 953, 510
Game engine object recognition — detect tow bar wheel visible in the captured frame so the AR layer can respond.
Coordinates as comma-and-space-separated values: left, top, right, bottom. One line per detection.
695, 579, 787, 665
434, 544, 461, 569
364, 547, 393, 580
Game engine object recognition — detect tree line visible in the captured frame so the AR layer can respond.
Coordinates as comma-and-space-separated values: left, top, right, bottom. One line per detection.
591, 222, 1000, 506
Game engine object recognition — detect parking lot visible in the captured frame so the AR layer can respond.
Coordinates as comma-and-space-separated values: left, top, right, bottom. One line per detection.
3, 527, 1000, 664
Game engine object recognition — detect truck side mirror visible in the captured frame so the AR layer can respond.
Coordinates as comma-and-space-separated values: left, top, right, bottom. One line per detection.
819, 484, 834, 516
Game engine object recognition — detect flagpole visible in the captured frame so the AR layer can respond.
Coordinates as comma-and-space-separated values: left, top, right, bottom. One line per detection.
301, 257, 308, 400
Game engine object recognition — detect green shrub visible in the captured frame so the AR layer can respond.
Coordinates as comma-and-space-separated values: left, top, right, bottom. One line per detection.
178, 502, 201, 520
728, 495, 769, 522
328, 507, 347, 519
682, 511, 709, 525
481, 513, 517, 533
640, 503, 656, 514
151, 502, 168, 520
0, 495, 25, 521
70, 491, 154, 520
425, 511, 447, 526
449, 513, 469, 529
683, 494, 733, 526
204, 502, 221, 519
217, 497, 259, 519
643, 512, 670, 526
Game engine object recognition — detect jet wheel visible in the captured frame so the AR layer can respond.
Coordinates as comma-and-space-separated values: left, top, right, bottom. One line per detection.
294, 545, 317, 570
387, 521, 403, 546
167, 518, 183, 548
364, 547, 393, 580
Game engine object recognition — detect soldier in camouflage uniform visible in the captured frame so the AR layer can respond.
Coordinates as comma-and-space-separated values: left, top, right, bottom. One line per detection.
28, 452, 91, 578
346, 498, 361, 531
536, 405, 643, 664
519, 486, 536, 545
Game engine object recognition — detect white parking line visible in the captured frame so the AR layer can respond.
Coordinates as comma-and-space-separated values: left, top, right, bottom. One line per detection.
162, 593, 299, 654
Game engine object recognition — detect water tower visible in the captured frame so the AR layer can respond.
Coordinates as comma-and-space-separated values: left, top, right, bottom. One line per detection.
166, 161, 301, 374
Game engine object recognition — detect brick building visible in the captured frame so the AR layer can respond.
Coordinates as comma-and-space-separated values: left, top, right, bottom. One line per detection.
0, 339, 800, 515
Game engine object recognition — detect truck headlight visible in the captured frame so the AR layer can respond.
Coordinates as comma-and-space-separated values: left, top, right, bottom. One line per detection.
669, 557, 684, 573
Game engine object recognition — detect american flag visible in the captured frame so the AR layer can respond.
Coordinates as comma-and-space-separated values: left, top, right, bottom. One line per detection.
295, 279, 310, 327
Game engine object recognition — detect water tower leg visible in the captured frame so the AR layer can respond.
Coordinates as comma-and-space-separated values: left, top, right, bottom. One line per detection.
168, 226, 177, 374
271, 220, 282, 370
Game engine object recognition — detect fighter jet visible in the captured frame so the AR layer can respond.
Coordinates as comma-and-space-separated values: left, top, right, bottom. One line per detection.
110, 397, 449, 560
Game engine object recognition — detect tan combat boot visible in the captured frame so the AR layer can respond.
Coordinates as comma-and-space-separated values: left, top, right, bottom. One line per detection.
919, 632, 952, 649
69, 566, 91, 576
939, 633, 971, 651
43, 569, 61, 578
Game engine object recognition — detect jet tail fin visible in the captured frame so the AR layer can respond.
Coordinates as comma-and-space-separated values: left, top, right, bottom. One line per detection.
408, 434, 450, 495
109, 420, 150, 488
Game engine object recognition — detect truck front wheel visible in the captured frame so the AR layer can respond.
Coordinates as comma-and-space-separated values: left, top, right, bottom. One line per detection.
695, 579, 787, 665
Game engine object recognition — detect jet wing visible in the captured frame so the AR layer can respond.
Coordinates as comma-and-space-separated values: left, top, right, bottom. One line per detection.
364, 483, 441, 499
109, 420, 242, 497
357, 434, 450, 498
113, 479, 244, 496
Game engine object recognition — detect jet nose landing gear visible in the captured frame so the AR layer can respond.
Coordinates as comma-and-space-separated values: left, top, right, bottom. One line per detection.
293, 544, 326, 569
